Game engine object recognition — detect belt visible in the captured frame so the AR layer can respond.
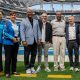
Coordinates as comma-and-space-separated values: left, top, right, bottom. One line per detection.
53, 35, 65, 37
69, 39, 76, 41
14, 36, 18, 38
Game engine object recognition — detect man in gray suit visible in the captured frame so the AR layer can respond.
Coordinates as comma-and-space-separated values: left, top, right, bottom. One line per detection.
20, 8, 41, 74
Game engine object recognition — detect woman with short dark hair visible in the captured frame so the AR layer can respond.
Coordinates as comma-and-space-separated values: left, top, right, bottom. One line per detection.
3, 11, 20, 78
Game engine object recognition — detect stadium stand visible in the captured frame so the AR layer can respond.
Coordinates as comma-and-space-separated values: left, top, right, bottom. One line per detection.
0, 0, 80, 22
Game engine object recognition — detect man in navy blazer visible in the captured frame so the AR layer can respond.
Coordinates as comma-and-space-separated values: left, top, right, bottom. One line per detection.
65, 16, 80, 72
20, 8, 41, 74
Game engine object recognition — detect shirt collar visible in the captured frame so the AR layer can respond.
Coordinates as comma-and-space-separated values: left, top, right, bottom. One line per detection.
43, 22, 46, 24
69, 23, 75, 27
0, 19, 3, 22
55, 19, 63, 22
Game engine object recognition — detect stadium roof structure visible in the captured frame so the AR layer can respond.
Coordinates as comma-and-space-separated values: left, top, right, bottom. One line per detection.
0, 0, 80, 19
0, 0, 80, 10
19, 0, 80, 7
19, 0, 80, 13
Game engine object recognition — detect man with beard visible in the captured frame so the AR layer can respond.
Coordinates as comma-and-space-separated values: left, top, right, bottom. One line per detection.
51, 12, 66, 71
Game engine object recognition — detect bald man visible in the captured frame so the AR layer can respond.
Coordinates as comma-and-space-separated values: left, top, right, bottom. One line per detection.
36, 12, 52, 73
20, 8, 41, 74
65, 16, 80, 72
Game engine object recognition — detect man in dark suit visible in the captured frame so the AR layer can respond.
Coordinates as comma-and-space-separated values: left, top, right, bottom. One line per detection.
36, 12, 52, 73
65, 16, 79, 72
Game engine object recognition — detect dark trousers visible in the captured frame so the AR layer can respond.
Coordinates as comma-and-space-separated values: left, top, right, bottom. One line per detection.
24, 42, 37, 70
0, 43, 3, 72
4, 42, 19, 74
68, 40, 79, 68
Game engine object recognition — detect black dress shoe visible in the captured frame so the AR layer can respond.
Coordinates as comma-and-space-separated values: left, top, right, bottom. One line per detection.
6, 74, 10, 78
12, 72, 20, 75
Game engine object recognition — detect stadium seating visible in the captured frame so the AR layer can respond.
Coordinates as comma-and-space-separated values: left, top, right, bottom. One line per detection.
0, 0, 80, 22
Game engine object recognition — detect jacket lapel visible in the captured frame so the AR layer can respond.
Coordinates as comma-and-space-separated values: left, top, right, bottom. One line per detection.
33, 19, 35, 31
26, 17, 33, 28
66, 24, 69, 45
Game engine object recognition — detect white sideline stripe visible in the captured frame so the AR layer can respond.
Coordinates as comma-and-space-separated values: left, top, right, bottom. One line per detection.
2, 55, 80, 62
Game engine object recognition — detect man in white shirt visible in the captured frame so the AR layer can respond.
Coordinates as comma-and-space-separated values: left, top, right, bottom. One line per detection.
51, 12, 66, 71
65, 16, 79, 72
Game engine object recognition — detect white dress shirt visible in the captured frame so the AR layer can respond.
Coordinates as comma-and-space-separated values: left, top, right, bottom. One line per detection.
69, 24, 76, 40
41, 22, 46, 42
11, 21, 19, 37
51, 19, 65, 36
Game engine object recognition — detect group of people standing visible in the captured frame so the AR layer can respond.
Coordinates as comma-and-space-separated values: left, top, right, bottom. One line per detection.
36, 11, 80, 73
0, 7, 80, 78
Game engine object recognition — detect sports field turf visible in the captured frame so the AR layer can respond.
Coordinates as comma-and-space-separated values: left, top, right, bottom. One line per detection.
0, 62, 80, 80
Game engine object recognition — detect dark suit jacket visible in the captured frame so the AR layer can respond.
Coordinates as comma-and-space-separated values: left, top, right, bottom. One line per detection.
65, 23, 80, 46
38, 19, 52, 43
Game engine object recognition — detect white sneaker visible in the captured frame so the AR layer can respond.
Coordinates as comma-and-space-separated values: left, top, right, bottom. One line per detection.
31, 67, 36, 74
60, 68, 66, 71
36, 66, 41, 73
54, 68, 58, 71
45, 67, 51, 72
26, 69, 31, 74
74, 68, 79, 72
69, 67, 74, 71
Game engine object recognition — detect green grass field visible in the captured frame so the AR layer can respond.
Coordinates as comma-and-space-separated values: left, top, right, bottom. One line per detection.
0, 62, 80, 80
